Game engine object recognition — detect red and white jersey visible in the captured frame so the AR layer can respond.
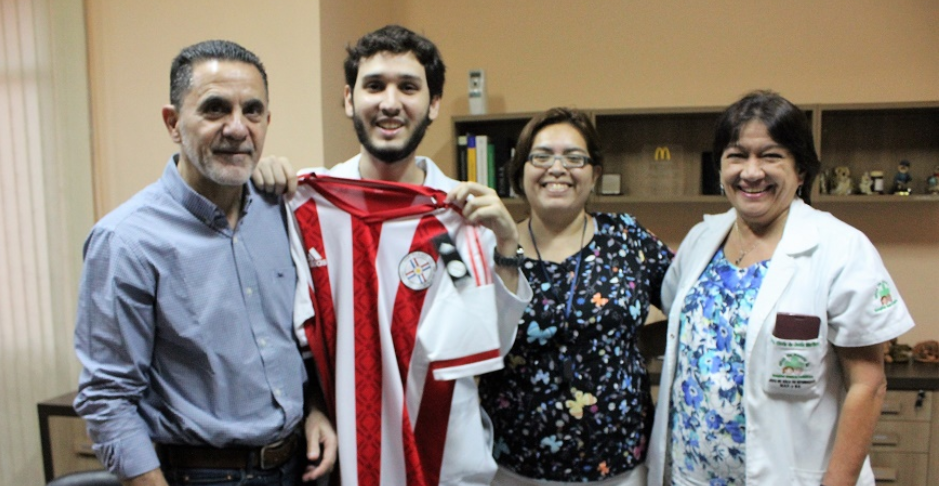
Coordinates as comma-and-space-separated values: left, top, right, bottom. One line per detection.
288, 169, 521, 486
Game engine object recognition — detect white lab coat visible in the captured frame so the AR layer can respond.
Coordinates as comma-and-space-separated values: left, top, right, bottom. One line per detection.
648, 199, 914, 486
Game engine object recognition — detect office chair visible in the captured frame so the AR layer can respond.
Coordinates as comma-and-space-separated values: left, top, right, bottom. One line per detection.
46, 470, 120, 486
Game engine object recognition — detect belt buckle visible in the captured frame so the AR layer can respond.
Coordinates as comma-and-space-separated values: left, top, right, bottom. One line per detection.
259, 437, 289, 470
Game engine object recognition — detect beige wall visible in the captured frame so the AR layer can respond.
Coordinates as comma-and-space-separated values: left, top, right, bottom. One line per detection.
84, 2, 937, 342
85, 0, 323, 215
392, 0, 939, 344
318, 0, 395, 167
396, 0, 938, 174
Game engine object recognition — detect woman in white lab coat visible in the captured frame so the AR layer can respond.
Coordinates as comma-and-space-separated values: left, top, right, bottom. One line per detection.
647, 90, 915, 486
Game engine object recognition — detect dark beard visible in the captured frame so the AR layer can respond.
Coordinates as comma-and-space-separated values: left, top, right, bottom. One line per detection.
353, 112, 432, 164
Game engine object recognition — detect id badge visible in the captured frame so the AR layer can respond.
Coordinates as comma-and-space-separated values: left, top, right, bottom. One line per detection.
765, 313, 823, 396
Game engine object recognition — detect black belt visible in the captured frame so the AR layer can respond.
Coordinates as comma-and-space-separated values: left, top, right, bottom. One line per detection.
157, 433, 299, 471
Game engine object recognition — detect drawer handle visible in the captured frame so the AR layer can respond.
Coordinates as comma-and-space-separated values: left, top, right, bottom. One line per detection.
880, 401, 901, 415
873, 466, 897, 482
871, 432, 899, 446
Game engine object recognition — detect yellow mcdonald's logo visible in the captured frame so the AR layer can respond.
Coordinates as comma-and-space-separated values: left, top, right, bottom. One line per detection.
653, 146, 671, 161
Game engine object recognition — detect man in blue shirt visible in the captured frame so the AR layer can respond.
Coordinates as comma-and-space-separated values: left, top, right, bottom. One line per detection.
73, 40, 336, 486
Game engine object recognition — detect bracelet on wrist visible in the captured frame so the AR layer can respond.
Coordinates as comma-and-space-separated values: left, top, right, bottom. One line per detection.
492, 246, 524, 268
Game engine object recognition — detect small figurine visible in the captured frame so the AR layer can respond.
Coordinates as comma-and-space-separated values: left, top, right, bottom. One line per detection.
913, 340, 939, 363
890, 341, 913, 363
858, 171, 873, 195
870, 170, 885, 194
927, 166, 938, 195
892, 160, 912, 195
830, 166, 853, 196
816, 168, 830, 195
883, 338, 913, 363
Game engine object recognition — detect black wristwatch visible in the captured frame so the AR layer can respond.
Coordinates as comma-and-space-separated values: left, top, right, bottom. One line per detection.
492, 246, 524, 268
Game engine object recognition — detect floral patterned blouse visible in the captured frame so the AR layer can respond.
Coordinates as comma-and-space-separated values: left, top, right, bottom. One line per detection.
667, 249, 769, 485
478, 212, 673, 482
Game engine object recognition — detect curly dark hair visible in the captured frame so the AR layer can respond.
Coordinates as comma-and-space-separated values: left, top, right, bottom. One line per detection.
344, 25, 445, 100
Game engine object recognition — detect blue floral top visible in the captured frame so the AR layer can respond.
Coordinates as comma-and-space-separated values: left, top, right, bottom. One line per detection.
668, 249, 769, 485
478, 213, 673, 482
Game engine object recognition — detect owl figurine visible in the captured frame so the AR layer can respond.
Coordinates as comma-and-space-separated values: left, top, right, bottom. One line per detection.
830, 166, 854, 196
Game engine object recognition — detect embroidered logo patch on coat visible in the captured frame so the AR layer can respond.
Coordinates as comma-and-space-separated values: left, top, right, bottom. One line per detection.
874, 281, 898, 312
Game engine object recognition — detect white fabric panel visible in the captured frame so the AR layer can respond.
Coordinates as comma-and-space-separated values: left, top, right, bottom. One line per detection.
0, 0, 91, 484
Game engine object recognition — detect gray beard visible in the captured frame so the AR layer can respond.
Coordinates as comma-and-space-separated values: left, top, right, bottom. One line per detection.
352, 113, 432, 164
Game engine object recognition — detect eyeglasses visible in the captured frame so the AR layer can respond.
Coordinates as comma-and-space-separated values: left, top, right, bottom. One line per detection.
527, 152, 592, 169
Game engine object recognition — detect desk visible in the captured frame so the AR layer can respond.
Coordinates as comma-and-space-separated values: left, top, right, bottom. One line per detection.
873, 361, 938, 485
37, 391, 98, 482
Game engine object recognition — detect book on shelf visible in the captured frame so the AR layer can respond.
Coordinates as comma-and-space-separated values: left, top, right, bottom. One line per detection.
466, 134, 477, 183
456, 135, 468, 182
490, 138, 515, 197
507, 153, 517, 197
494, 139, 513, 197
476, 135, 489, 188
487, 142, 496, 190
455, 133, 516, 196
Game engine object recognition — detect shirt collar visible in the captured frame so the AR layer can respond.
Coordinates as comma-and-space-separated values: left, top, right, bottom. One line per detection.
162, 154, 253, 230
342, 153, 432, 182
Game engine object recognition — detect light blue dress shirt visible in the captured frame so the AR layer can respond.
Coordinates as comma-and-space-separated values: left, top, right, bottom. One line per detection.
74, 156, 305, 479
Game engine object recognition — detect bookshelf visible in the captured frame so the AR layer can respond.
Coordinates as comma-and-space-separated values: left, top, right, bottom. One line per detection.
453, 113, 537, 197
453, 102, 939, 204
818, 103, 938, 196
453, 103, 938, 249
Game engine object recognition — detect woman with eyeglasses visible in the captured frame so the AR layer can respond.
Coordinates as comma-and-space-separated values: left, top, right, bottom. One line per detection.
478, 107, 673, 486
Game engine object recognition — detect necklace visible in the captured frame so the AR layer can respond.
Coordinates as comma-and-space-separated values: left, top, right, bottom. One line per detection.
528, 214, 588, 319
732, 221, 760, 266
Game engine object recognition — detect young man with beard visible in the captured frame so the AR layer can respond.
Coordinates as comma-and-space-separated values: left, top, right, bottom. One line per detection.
254, 25, 532, 486
73, 40, 336, 486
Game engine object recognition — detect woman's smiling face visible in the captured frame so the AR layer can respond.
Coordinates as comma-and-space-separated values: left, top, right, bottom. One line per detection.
523, 123, 600, 218
720, 119, 803, 230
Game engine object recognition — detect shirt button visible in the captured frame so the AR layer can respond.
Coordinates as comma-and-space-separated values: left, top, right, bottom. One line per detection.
245, 287, 253, 296
233, 236, 239, 244
259, 338, 267, 347
274, 388, 282, 397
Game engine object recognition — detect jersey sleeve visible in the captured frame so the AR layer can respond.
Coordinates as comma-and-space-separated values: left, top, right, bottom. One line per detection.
285, 202, 314, 356
422, 224, 531, 381
494, 267, 531, 356
421, 282, 505, 381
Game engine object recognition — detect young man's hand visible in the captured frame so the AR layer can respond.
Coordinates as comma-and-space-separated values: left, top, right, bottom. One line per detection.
252, 155, 298, 198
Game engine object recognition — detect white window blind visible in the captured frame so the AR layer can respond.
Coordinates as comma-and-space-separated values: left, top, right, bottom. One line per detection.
0, 0, 93, 483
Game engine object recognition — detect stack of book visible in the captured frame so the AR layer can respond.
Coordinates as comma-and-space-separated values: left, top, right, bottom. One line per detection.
457, 134, 515, 197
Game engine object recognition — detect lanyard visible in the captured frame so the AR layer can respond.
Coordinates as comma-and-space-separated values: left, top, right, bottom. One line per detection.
528, 215, 588, 320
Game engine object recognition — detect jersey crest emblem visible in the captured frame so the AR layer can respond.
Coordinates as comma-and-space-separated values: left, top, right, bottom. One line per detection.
399, 251, 437, 290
